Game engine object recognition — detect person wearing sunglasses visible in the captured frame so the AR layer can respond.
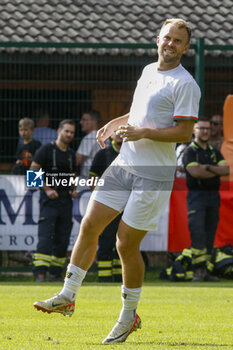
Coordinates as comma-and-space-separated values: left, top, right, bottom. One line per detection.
209, 114, 223, 150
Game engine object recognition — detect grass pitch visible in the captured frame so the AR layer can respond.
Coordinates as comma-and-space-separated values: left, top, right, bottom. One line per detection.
0, 281, 233, 350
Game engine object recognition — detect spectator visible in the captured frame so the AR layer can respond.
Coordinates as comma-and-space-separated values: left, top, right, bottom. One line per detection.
76, 110, 101, 178
30, 119, 77, 282
209, 114, 224, 150
89, 132, 123, 282
183, 118, 229, 281
33, 109, 57, 145
175, 142, 190, 177
12, 118, 41, 175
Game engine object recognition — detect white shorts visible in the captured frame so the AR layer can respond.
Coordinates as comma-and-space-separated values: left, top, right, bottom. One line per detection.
91, 166, 173, 231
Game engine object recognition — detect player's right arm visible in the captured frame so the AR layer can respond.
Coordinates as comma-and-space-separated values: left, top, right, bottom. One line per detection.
96, 113, 129, 149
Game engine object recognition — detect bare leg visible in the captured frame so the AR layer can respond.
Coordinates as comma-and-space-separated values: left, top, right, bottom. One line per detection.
116, 220, 147, 288
70, 200, 119, 270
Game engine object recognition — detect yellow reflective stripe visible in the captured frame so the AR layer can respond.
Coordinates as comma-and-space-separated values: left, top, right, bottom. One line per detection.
191, 141, 198, 149
217, 160, 227, 165
112, 268, 122, 275
89, 171, 98, 177
111, 140, 120, 153
166, 267, 173, 276
98, 261, 112, 268
176, 255, 184, 261
98, 270, 112, 277
215, 251, 232, 263
51, 256, 66, 267
112, 259, 121, 266
51, 261, 65, 267
206, 260, 214, 271
182, 248, 192, 258
191, 247, 207, 255
192, 255, 208, 264
185, 271, 194, 279
33, 261, 50, 267
188, 209, 196, 215
186, 161, 199, 168
175, 273, 185, 278
33, 253, 53, 263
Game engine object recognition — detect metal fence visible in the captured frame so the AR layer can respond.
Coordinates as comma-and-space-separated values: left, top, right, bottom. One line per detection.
0, 40, 232, 269
0, 40, 232, 171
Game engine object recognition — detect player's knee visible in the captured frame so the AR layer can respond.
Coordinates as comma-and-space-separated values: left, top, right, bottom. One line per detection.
81, 214, 103, 239
116, 235, 135, 258
81, 215, 97, 235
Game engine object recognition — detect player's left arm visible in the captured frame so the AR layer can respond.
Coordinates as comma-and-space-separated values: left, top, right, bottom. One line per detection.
117, 120, 195, 143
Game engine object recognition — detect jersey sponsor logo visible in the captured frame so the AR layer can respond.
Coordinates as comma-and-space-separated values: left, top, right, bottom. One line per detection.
26, 169, 44, 188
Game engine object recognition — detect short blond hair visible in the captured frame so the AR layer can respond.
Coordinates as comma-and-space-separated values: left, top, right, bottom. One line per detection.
18, 118, 35, 130
160, 18, 192, 43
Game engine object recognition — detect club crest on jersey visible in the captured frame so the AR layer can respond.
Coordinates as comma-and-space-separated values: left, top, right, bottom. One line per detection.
66, 271, 73, 278
122, 293, 127, 299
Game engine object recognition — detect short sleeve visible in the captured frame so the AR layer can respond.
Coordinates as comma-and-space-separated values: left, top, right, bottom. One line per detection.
33, 143, 50, 166
89, 150, 105, 177
215, 148, 226, 164
182, 147, 198, 169
77, 132, 99, 157
173, 81, 201, 122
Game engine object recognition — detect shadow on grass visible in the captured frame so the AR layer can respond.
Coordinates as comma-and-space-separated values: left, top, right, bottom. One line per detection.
152, 342, 233, 347
82, 341, 233, 347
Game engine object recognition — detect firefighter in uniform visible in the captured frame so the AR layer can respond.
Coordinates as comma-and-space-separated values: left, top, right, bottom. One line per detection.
89, 132, 122, 282
183, 118, 229, 281
31, 119, 77, 282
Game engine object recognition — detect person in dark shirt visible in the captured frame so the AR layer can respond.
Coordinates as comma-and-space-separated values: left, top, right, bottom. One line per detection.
183, 117, 229, 281
30, 119, 77, 282
89, 132, 122, 282
12, 118, 41, 175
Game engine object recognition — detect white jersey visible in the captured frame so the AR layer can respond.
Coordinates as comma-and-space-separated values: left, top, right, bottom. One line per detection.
115, 62, 201, 181
77, 130, 100, 178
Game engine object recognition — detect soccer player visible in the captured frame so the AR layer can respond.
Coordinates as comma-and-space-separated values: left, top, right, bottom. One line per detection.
33, 18, 201, 343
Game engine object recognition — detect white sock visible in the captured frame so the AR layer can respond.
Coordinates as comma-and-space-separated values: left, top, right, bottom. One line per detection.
118, 285, 142, 322
60, 263, 86, 301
